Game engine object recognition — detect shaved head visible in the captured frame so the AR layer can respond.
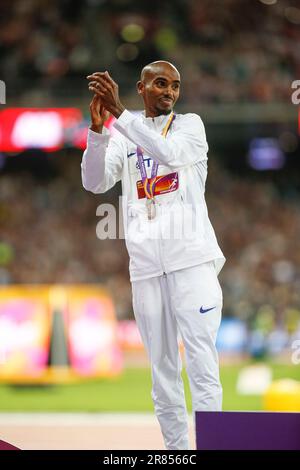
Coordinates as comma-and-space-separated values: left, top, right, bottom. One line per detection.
137, 60, 181, 117
140, 61, 180, 82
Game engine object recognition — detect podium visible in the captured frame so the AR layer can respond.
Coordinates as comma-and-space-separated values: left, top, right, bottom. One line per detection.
0, 440, 19, 450
196, 411, 300, 450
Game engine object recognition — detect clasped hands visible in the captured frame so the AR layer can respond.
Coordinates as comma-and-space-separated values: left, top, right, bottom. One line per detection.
86, 71, 125, 119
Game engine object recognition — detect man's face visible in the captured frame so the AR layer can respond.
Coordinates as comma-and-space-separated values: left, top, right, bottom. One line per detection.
137, 65, 180, 117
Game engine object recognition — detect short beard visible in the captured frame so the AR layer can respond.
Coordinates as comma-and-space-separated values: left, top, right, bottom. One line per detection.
156, 105, 173, 116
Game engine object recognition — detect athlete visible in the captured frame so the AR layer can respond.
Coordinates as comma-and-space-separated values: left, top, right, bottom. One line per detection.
82, 61, 226, 450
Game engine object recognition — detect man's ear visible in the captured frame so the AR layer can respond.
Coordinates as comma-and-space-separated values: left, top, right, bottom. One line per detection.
136, 80, 144, 95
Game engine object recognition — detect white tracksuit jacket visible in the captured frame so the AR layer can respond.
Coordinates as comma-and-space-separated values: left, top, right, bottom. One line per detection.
81, 109, 225, 280
82, 109, 225, 450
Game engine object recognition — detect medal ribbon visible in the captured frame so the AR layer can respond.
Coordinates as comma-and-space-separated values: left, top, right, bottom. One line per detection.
136, 112, 176, 200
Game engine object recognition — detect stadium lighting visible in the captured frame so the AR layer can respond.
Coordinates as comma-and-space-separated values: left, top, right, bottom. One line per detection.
121, 23, 145, 43
116, 43, 139, 62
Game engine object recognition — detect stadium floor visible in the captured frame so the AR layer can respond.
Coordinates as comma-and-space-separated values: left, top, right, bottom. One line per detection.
0, 413, 195, 450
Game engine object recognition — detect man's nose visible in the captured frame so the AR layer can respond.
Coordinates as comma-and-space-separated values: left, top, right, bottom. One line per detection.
164, 86, 174, 97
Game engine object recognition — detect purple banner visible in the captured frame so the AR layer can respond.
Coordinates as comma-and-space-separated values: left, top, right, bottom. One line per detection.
196, 411, 300, 450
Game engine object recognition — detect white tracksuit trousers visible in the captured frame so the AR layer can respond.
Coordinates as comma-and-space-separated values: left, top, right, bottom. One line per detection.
131, 261, 223, 450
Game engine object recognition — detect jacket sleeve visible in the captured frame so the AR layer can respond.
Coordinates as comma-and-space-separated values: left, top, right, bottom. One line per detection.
113, 110, 208, 170
81, 128, 124, 194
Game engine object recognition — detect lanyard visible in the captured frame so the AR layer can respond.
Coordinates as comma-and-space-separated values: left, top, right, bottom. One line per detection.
136, 112, 176, 200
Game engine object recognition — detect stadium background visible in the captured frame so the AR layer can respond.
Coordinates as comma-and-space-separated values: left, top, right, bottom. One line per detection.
0, 0, 300, 449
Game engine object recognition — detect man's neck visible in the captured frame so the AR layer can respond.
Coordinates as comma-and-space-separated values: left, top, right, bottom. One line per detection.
144, 109, 172, 118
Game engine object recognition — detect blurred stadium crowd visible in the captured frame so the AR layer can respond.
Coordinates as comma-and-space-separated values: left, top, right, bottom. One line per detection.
0, 155, 299, 338
0, 0, 300, 344
0, 0, 299, 104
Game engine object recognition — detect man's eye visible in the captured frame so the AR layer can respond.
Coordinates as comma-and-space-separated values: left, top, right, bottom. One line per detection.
156, 81, 165, 87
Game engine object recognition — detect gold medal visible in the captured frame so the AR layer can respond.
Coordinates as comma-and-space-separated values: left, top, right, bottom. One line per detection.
146, 198, 156, 220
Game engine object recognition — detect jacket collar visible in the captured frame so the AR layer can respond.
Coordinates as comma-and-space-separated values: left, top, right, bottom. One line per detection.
141, 110, 173, 130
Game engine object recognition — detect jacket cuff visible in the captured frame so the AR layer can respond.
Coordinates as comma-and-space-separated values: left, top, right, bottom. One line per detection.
87, 127, 110, 147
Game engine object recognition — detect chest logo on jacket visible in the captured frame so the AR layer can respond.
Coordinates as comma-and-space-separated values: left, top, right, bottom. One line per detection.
136, 156, 152, 169
128, 151, 153, 175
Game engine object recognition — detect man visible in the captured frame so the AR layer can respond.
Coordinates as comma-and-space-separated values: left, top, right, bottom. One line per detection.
82, 61, 225, 450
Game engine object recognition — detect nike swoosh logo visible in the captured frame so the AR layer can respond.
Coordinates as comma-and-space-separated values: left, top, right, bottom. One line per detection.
127, 152, 136, 158
199, 306, 216, 314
